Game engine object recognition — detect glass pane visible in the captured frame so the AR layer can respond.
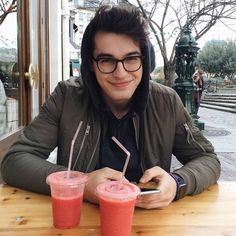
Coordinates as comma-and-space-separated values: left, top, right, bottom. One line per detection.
0, 1, 19, 138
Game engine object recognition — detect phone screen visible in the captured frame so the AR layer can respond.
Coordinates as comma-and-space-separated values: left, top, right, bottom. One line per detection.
140, 188, 161, 196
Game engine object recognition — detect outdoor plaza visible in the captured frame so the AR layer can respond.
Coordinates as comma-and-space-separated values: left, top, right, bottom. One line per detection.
172, 106, 236, 181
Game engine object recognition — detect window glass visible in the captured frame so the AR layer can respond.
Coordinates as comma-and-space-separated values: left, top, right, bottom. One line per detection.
0, 3, 19, 137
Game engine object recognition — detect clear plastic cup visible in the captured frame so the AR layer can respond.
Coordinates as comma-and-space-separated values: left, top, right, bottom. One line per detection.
46, 171, 88, 229
96, 181, 140, 236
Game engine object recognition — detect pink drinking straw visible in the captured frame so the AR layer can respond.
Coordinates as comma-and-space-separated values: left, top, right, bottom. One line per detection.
111, 136, 130, 184
67, 121, 83, 179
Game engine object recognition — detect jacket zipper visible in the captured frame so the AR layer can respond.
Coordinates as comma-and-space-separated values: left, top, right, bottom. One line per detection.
132, 116, 145, 174
85, 128, 101, 172
132, 117, 139, 149
72, 124, 90, 169
184, 123, 206, 152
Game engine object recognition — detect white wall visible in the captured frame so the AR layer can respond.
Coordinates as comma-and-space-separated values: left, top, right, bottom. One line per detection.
49, 0, 62, 92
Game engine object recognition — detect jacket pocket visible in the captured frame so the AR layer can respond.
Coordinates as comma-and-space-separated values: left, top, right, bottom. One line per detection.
183, 121, 214, 153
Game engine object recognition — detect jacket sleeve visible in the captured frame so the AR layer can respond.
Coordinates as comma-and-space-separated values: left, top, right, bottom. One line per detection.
1, 82, 67, 195
172, 93, 221, 196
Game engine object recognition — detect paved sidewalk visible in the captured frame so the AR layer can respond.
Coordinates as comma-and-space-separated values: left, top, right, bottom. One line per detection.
199, 107, 236, 181
172, 107, 236, 181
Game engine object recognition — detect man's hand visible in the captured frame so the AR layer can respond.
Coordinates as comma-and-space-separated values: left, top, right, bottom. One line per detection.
84, 167, 122, 204
136, 166, 177, 209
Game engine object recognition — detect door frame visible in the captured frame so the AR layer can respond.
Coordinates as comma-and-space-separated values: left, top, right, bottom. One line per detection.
18, 0, 50, 124
18, 0, 31, 125
0, 0, 30, 162
38, 0, 50, 104
0, 0, 50, 162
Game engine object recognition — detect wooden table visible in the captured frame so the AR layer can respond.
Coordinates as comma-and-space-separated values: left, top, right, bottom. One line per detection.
0, 182, 236, 236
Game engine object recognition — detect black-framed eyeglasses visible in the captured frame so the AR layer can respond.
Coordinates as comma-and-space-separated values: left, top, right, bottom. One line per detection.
92, 55, 145, 74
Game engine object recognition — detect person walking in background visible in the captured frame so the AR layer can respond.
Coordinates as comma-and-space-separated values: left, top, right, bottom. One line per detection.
1, 4, 220, 209
193, 69, 204, 118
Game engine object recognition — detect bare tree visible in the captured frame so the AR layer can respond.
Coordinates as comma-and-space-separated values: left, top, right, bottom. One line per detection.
124, 0, 236, 86
0, 0, 17, 26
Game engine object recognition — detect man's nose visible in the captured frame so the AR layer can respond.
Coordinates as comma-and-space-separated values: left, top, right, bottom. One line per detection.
113, 61, 127, 76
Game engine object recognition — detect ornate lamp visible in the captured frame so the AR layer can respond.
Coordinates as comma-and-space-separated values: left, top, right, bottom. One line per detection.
174, 21, 204, 130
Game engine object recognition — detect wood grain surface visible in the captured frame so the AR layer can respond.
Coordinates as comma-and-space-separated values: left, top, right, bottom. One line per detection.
0, 182, 236, 236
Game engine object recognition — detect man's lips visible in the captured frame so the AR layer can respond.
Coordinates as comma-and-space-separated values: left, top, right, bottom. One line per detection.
110, 80, 133, 88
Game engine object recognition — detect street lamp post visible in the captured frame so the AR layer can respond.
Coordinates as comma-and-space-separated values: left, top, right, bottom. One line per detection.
174, 21, 204, 130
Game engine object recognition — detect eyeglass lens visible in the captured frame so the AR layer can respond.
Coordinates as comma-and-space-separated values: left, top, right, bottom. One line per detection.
95, 56, 143, 74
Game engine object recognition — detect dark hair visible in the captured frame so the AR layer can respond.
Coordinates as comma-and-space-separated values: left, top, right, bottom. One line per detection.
81, 4, 149, 61
80, 5, 152, 114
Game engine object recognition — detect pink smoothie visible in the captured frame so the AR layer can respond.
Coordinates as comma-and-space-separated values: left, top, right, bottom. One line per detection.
46, 171, 88, 229
52, 194, 83, 229
97, 181, 140, 236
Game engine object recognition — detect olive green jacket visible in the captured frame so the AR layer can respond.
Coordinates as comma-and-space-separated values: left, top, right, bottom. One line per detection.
1, 78, 221, 196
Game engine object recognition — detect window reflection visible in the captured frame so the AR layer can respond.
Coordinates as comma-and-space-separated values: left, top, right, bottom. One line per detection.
0, 3, 18, 137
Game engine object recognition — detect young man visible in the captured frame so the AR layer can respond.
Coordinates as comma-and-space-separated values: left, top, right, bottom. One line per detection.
1, 5, 220, 209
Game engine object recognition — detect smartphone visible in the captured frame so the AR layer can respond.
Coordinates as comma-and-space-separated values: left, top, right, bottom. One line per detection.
139, 188, 161, 196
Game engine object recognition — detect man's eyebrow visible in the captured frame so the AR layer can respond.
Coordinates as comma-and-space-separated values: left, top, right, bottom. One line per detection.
126, 51, 142, 56
95, 53, 113, 58
94, 51, 141, 58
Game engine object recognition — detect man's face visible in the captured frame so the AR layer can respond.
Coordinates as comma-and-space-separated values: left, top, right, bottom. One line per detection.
92, 32, 143, 109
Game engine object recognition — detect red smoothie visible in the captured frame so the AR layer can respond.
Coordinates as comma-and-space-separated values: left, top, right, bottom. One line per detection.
46, 171, 88, 229
52, 194, 83, 229
99, 196, 136, 236
97, 181, 140, 236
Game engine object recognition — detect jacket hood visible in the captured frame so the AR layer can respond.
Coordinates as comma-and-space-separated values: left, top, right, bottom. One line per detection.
80, 26, 155, 115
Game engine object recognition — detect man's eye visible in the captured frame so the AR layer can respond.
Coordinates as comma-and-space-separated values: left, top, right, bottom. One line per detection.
99, 58, 114, 64
125, 56, 140, 63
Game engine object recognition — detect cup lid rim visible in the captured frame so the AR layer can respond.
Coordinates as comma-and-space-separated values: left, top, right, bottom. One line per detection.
96, 181, 140, 200
46, 171, 88, 186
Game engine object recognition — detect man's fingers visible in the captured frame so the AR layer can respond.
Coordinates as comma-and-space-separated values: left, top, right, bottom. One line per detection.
136, 193, 170, 209
139, 166, 163, 183
135, 200, 164, 210
102, 167, 123, 180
